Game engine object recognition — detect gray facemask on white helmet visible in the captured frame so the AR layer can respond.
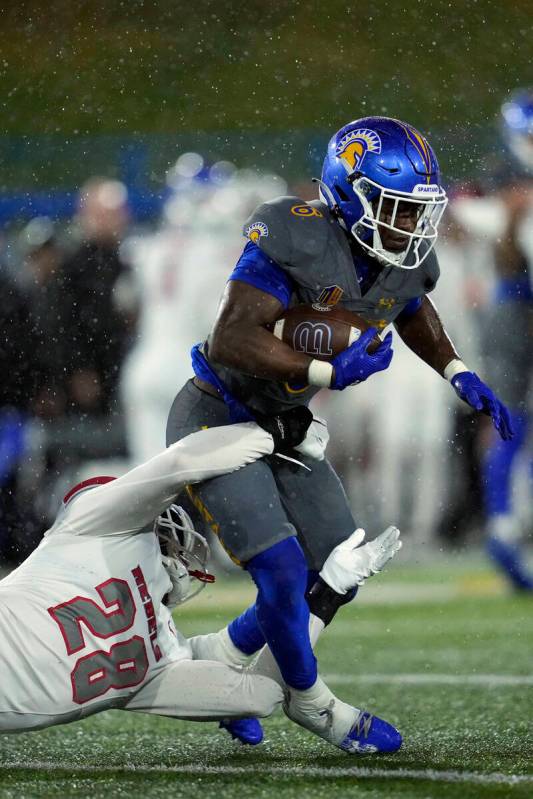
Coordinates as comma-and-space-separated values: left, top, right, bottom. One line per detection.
154, 504, 214, 607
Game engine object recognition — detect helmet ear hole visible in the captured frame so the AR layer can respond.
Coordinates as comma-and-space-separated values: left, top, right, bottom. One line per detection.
334, 184, 350, 202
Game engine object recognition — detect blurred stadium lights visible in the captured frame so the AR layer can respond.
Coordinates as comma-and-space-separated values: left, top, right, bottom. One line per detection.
0, 125, 496, 225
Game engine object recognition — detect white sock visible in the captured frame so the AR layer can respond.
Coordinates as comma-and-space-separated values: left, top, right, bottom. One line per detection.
189, 614, 327, 674
284, 675, 358, 746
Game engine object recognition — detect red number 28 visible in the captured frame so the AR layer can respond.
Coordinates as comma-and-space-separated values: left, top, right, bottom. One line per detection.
48, 578, 148, 705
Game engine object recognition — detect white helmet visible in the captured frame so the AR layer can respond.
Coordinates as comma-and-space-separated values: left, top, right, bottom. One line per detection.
154, 504, 214, 605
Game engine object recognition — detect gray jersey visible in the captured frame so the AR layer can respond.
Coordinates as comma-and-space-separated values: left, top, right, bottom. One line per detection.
208, 196, 440, 413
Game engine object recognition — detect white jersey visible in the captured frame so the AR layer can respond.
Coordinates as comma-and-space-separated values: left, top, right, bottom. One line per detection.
0, 424, 274, 728
120, 227, 239, 462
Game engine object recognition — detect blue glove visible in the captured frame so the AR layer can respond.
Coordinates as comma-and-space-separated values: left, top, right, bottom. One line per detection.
451, 371, 514, 441
331, 329, 393, 391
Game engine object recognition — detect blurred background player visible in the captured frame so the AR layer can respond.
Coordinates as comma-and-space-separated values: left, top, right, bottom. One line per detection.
0, 235, 36, 562
5, 181, 138, 560
18, 218, 67, 421
61, 177, 135, 421
447, 90, 533, 589
121, 154, 286, 463
166, 116, 513, 744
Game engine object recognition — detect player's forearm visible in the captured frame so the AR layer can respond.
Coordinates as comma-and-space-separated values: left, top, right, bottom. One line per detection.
394, 296, 459, 376
209, 324, 312, 382
67, 425, 274, 536
171, 424, 274, 487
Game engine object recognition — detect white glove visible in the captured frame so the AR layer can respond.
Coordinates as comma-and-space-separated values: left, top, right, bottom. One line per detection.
319, 526, 402, 595
162, 555, 191, 609
294, 416, 329, 461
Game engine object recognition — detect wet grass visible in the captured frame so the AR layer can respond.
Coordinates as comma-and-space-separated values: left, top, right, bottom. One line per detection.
0, 561, 531, 798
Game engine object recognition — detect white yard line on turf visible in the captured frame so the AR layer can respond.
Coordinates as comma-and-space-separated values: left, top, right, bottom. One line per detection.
5, 763, 533, 786
182, 579, 502, 611
325, 673, 533, 686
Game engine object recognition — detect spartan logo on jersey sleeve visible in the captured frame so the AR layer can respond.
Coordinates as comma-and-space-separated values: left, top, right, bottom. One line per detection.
244, 221, 269, 243
336, 129, 382, 173
293, 321, 333, 357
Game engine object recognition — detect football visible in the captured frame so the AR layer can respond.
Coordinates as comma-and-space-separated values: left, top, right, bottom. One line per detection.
270, 304, 382, 361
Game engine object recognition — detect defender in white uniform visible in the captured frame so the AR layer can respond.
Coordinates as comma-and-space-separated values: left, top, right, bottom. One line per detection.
0, 423, 284, 732
0, 416, 402, 755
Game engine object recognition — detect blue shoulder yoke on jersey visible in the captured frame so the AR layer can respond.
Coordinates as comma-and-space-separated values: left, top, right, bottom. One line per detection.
395, 296, 423, 323
228, 242, 293, 308
191, 343, 254, 423
352, 249, 382, 295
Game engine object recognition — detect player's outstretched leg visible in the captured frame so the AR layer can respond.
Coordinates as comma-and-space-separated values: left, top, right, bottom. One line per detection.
483, 411, 533, 591
251, 526, 403, 754
188, 623, 264, 745
247, 537, 318, 688
225, 538, 320, 745
192, 527, 403, 749
189, 537, 315, 745
283, 675, 402, 754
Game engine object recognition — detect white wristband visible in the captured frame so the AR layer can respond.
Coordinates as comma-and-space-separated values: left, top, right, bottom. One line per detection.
444, 359, 468, 382
308, 359, 333, 387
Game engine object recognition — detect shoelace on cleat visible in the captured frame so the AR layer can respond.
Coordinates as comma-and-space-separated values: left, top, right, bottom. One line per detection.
353, 710, 373, 738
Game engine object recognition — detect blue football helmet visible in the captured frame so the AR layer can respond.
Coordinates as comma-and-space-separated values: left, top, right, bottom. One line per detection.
317, 116, 447, 269
501, 89, 533, 173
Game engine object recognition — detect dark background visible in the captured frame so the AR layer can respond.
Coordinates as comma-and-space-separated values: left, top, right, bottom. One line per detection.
1, 0, 532, 207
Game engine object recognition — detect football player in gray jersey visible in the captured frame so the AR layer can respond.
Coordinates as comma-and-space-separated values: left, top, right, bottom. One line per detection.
166, 117, 513, 747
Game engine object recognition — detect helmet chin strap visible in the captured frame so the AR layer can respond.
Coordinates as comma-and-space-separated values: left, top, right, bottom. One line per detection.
363, 219, 407, 267
373, 238, 407, 267
374, 248, 406, 267
351, 219, 409, 268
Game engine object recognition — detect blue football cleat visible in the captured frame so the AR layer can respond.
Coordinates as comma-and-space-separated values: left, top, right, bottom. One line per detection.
487, 537, 533, 591
339, 710, 402, 754
219, 717, 264, 746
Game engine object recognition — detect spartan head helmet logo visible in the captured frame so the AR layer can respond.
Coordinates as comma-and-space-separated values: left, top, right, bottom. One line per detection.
244, 221, 269, 243
336, 128, 382, 174
293, 321, 333, 357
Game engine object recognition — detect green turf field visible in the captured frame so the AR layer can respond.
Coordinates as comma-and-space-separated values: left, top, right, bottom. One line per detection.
0, 558, 532, 799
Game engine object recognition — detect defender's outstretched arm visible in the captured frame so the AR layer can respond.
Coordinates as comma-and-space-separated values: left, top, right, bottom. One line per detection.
56, 424, 274, 538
